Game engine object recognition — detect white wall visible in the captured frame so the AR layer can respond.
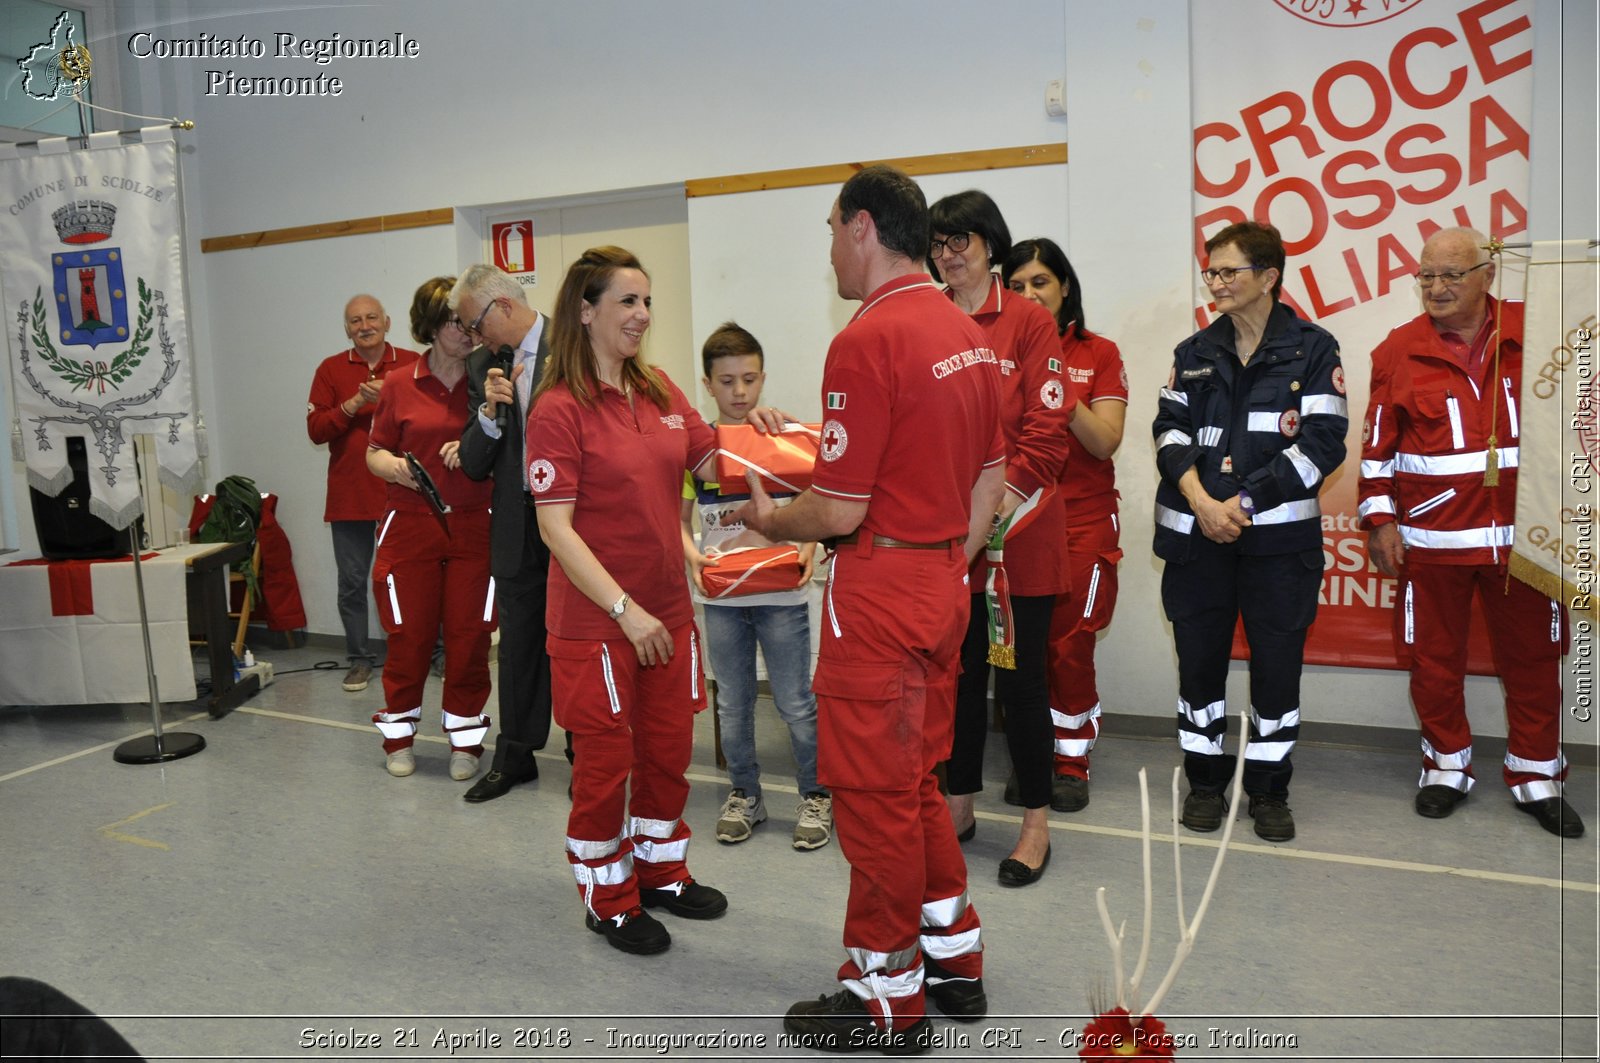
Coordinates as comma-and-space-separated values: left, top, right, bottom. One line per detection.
9, 0, 1581, 744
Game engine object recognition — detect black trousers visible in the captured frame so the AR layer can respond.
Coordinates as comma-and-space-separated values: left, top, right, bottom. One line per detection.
1161, 537, 1322, 796
489, 529, 554, 770
948, 592, 1056, 807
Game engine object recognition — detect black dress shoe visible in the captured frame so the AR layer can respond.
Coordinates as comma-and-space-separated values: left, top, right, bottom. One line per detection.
783, 989, 932, 1055
1518, 796, 1585, 838
585, 906, 671, 955
954, 820, 976, 843
462, 762, 537, 803
1051, 773, 1090, 812
1414, 784, 1467, 819
639, 878, 728, 919
997, 845, 1050, 888
923, 957, 987, 1022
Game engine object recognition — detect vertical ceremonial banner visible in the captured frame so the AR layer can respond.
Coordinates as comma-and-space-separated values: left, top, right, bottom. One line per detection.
1191, 0, 1533, 669
1510, 241, 1599, 617
0, 127, 200, 529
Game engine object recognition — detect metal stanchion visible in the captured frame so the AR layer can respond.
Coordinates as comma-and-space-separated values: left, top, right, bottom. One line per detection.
114, 518, 205, 764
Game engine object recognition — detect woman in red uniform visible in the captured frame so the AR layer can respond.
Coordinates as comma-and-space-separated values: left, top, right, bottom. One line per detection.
1004, 238, 1128, 812
365, 277, 496, 782
526, 246, 727, 956
931, 191, 1074, 887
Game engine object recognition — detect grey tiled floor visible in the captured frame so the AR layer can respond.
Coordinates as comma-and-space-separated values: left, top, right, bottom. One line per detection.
1, 642, 1596, 1061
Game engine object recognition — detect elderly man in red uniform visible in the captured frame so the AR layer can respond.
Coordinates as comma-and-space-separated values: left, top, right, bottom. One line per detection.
739, 166, 1005, 1054
306, 295, 419, 692
1360, 227, 1582, 839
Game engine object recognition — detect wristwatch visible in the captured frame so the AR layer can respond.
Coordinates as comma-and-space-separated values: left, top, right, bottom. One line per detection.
608, 592, 630, 621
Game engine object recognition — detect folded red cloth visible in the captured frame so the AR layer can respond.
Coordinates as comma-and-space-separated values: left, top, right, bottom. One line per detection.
701, 545, 803, 599
714, 423, 821, 496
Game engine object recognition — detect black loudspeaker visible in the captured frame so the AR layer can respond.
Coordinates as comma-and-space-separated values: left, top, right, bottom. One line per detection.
30, 436, 137, 560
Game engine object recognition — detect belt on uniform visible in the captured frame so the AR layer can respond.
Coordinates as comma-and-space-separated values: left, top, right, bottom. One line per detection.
830, 533, 959, 551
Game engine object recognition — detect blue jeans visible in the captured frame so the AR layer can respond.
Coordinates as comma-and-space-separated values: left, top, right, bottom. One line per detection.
703, 602, 820, 799
330, 519, 376, 662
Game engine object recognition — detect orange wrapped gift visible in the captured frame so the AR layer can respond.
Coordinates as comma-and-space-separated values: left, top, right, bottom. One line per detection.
714, 423, 821, 495
701, 546, 803, 600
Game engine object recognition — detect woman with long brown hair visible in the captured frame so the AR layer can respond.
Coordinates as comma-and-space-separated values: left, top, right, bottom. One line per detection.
526, 246, 727, 956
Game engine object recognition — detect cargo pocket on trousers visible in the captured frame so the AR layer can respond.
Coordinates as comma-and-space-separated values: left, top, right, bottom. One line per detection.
812, 659, 917, 792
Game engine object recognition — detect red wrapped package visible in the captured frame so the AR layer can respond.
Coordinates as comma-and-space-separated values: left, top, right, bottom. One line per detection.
714, 423, 821, 495
701, 546, 804, 600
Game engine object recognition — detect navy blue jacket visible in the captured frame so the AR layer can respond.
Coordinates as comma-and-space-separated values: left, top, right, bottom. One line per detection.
1152, 302, 1347, 560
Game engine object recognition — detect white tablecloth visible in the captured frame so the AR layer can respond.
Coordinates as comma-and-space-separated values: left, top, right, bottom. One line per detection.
0, 546, 212, 706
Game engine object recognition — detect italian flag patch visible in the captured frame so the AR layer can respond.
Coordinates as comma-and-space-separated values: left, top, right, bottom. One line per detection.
1048, 357, 1061, 373
826, 392, 846, 410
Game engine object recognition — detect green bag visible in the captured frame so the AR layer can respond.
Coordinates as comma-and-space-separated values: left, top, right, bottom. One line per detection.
195, 474, 262, 597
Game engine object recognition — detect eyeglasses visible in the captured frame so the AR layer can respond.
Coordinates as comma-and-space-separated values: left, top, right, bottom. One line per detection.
441, 316, 465, 333
1415, 262, 1490, 287
1201, 265, 1262, 285
929, 232, 972, 257
462, 299, 498, 338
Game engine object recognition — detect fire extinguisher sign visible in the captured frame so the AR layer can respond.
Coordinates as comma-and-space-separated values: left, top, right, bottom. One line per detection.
491, 219, 536, 283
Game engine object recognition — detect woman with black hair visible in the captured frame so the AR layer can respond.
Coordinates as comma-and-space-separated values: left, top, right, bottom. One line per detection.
929, 191, 1072, 887
1003, 238, 1128, 814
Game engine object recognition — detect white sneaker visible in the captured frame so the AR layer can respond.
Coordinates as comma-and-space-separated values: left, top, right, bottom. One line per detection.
793, 793, 833, 850
385, 748, 415, 777
449, 751, 480, 781
715, 790, 767, 843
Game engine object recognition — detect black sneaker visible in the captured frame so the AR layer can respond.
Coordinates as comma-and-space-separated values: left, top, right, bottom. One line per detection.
1002, 771, 1023, 807
923, 957, 987, 1022
1247, 794, 1295, 842
1050, 773, 1090, 812
585, 906, 671, 955
639, 877, 728, 919
783, 990, 932, 1055
1180, 789, 1228, 832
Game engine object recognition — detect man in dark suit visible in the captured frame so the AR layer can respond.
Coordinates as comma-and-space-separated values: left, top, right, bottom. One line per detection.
453, 265, 557, 802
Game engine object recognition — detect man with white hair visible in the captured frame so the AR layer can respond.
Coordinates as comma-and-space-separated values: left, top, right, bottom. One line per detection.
306, 294, 419, 693
1359, 227, 1581, 838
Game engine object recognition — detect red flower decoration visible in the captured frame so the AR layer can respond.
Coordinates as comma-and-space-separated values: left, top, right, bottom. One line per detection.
1078, 1007, 1178, 1059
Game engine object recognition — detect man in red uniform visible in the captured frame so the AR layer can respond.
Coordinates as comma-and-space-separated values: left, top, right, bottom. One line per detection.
1360, 227, 1582, 838
306, 295, 419, 692
739, 166, 1006, 1054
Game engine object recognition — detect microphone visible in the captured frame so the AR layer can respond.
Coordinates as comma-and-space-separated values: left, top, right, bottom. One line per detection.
493, 345, 515, 431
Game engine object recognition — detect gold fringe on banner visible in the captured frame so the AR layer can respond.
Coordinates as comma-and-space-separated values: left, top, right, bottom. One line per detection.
1508, 552, 1595, 621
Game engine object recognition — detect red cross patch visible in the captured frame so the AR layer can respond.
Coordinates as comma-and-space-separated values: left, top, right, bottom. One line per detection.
1279, 410, 1301, 437
1331, 366, 1346, 395
820, 419, 848, 462
1040, 379, 1065, 410
529, 459, 556, 493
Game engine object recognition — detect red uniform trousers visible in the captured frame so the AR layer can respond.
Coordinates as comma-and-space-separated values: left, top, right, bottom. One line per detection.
813, 538, 982, 1033
551, 620, 705, 923
370, 507, 494, 753
1399, 562, 1567, 801
1048, 511, 1121, 779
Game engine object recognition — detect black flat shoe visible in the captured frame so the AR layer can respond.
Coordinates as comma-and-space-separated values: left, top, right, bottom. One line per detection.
997, 845, 1050, 888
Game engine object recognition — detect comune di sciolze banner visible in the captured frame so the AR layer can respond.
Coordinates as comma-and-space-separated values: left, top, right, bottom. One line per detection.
1, 127, 200, 529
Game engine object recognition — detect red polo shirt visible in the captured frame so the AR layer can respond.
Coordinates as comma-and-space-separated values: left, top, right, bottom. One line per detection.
367, 355, 492, 514
528, 372, 716, 639
952, 275, 1074, 595
1058, 327, 1128, 521
811, 274, 1004, 543
306, 343, 420, 522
